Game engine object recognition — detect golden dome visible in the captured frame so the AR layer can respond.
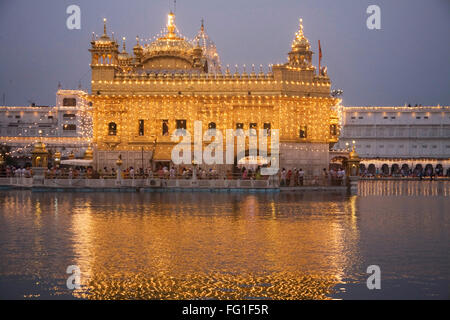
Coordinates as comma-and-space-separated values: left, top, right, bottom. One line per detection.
193, 19, 221, 73
32, 141, 47, 153
291, 18, 310, 50
94, 18, 116, 45
84, 146, 94, 160
144, 12, 194, 56
349, 147, 360, 160
118, 37, 132, 61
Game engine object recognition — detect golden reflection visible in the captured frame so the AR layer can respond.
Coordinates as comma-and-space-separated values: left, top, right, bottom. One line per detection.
358, 180, 449, 197
71, 197, 94, 297
349, 195, 357, 230
65, 192, 361, 299
1, 186, 448, 299
78, 271, 338, 300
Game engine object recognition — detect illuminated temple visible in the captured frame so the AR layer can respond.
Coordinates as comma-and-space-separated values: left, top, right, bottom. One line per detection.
89, 12, 340, 174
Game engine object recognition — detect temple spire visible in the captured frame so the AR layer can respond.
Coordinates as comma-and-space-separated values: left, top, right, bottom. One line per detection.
288, 17, 313, 67
103, 18, 107, 36
122, 37, 126, 52
167, 11, 176, 37
298, 18, 304, 37
292, 18, 308, 47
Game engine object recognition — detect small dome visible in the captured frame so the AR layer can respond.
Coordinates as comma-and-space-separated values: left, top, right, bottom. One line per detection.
146, 37, 193, 54
291, 18, 310, 50
193, 19, 221, 73
349, 149, 360, 160
118, 38, 132, 61
93, 18, 116, 46
32, 141, 47, 154
144, 12, 194, 56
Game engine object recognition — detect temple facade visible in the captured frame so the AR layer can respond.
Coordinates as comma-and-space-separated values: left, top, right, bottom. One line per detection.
89, 13, 340, 175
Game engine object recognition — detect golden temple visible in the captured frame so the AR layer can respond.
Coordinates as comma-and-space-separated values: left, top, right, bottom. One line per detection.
89, 13, 340, 174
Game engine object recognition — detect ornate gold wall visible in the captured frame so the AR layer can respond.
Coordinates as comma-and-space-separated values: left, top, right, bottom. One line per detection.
92, 95, 338, 150
88, 14, 340, 172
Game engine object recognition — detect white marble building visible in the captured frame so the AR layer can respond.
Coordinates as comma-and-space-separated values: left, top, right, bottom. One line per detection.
0, 90, 92, 160
334, 106, 450, 175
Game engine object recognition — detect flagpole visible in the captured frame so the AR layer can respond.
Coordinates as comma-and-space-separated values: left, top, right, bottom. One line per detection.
318, 40, 321, 75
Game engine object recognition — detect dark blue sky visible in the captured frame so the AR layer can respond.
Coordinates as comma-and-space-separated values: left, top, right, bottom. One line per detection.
0, 0, 449, 106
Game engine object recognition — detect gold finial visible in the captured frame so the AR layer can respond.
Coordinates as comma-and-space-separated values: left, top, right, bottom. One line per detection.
103, 18, 107, 35
84, 145, 93, 160
122, 37, 126, 51
292, 17, 309, 48
167, 11, 176, 37
136, 35, 140, 45
201, 18, 204, 32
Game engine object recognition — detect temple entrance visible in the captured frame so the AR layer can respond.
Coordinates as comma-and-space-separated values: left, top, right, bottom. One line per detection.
234, 149, 268, 179
154, 161, 171, 171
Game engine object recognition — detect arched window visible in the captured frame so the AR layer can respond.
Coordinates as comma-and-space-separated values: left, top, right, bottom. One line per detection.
299, 125, 307, 139
162, 120, 169, 136
63, 124, 77, 131
63, 98, 76, 106
108, 122, 117, 136
330, 124, 337, 136
208, 122, 216, 129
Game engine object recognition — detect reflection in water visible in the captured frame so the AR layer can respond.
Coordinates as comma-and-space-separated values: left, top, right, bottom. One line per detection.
359, 180, 449, 197
0, 180, 448, 299
67, 192, 361, 299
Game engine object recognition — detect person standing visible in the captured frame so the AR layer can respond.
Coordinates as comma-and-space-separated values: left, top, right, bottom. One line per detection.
322, 168, 328, 186
293, 168, 298, 186
280, 168, 287, 186
298, 168, 304, 186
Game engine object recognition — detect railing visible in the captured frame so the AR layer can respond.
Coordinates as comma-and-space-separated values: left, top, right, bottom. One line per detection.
2, 171, 448, 189
0, 172, 346, 188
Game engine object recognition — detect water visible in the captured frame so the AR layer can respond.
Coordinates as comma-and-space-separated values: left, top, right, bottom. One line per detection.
0, 181, 448, 300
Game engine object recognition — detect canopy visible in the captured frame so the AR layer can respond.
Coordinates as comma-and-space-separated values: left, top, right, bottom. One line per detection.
60, 159, 93, 167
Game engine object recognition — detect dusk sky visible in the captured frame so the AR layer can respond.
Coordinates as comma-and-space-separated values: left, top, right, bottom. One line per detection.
0, 0, 449, 107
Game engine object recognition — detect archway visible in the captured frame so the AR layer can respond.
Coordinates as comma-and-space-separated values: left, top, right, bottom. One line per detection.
414, 164, 423, 176
391, 163, 400, 175
359, 163, 366, 175
368, 164, 376, 175
424, 164, 433, 176
234, 149, 266, 178
435, 164, 443, 176
329, 156, 347, 172
381, 164, 389, 175
401, 164, 409, 176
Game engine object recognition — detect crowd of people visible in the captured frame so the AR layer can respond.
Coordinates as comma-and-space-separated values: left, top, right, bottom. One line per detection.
279, 167, 346, 187
360, 166, 450, 179
2, 163, 449, 185
1, 166, 33, 178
